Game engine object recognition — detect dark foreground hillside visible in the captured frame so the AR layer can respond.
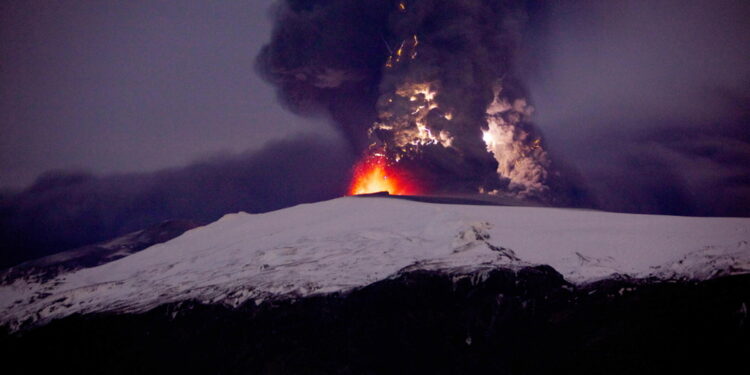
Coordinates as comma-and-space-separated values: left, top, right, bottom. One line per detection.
2, 266, 748, 374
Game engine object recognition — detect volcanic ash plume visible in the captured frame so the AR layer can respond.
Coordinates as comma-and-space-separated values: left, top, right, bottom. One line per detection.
257, 0, 559, 201
482, 85, 551, 198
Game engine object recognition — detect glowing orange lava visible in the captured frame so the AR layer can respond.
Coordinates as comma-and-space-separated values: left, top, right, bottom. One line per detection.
348, 154, 419, 195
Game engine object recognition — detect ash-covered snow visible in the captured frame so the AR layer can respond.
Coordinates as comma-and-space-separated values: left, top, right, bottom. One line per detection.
1, 197, 749, 330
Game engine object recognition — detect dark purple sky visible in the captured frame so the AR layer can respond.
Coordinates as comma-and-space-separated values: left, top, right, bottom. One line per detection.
523, 0, 750, 215
1, 0, 748, 215
527, 0, 750, 161
0, 0, 337, 188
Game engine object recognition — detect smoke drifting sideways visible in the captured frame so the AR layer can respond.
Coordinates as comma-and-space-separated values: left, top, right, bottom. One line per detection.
523, 0, 750, 217
256, 0, 587, 205
0, 137, 354, 269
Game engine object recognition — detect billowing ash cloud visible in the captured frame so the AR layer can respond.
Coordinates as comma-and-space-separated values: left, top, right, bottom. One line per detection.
257, 0, 580, 202
0, 137, 354, 269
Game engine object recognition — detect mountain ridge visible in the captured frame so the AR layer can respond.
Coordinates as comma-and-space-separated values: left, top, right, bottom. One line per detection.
1, 196, 748, 332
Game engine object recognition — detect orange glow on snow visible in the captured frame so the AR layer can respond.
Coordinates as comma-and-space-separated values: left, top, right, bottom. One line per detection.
348, 154, 419, 196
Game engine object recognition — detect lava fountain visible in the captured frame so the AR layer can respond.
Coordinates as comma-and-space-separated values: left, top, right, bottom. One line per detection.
348, 153, 420, 196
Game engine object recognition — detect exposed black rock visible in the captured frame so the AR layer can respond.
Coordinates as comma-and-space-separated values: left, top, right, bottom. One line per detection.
2, 265, 748, 374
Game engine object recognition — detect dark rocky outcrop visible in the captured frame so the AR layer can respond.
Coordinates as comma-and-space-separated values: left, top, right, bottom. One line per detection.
2, 265, 748, 374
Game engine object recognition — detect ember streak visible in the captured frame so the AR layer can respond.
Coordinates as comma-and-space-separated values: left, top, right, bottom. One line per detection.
258, 0, 570, 201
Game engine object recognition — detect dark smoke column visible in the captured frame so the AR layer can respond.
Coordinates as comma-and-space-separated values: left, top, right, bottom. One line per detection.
257, 0, 564, 201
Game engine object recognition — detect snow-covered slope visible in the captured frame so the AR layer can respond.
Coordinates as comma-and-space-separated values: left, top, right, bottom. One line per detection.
0, 220, 198, 285
1, 196, 749, 330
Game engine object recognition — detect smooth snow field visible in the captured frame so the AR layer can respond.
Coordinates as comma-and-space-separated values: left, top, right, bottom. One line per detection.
2, 196, 749, 330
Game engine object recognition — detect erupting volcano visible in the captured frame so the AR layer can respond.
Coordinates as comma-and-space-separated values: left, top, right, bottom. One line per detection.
258, 0, 580, 205
348, 153, 420, 195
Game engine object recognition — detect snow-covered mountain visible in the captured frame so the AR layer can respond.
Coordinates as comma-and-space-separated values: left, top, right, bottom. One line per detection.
1, 195, 748, 331
2, 195, 749, 374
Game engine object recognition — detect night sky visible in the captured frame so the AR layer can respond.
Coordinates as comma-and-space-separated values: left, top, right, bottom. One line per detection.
1, 0, 749, 267
0, 0, 338, 188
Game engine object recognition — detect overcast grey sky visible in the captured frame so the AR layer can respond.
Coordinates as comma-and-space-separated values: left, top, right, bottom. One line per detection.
0, 0, 336, 188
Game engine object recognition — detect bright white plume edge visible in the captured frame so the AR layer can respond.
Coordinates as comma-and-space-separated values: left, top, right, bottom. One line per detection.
482, 86, 551, 197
